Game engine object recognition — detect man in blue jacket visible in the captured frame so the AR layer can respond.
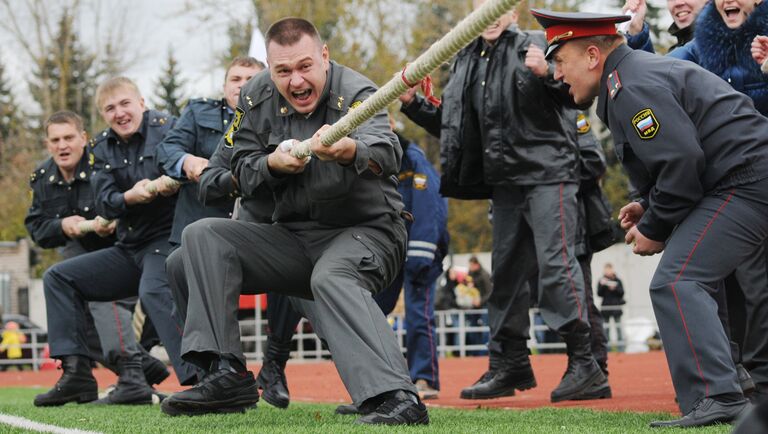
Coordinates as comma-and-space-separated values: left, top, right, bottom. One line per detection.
374, 128, 448, 401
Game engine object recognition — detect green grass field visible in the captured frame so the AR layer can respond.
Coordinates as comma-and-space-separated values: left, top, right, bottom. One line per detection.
0, 388, 733, 433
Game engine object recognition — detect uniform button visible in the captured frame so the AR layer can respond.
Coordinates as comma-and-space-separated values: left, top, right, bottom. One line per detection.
128, 226, 133, 231
105, 164, 111, 169
139, 156, 144, 161
84, 207, 89, 212
485, 149, 490, 154
55, 214, 60, 218
123, 159, 128, 164
517, 80, 522, 85
481, 81, 485, 86
67, 186, 72, 191
154, 249, 160, 253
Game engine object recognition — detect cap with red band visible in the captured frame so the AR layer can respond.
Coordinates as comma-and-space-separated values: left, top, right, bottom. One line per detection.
530, 9, 630, 59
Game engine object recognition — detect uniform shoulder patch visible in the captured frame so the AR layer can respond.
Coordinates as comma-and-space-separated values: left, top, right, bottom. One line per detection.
348, 100, 363, 112
632, 108, 660, 140
576, 113, 590, 134
413, 173, 428, 190
224, 107, 245, 148
607, 70, 622, 99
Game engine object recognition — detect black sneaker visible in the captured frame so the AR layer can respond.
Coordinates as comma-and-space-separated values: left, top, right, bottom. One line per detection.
161, 369, 259, 416
334, 394, 386, 416
355, 391, 429, 425
650, 398, 750, 428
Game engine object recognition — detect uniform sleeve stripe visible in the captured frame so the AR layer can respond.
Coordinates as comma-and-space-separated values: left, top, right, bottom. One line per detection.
407, 250, 436, 260
408, 241, 438, 251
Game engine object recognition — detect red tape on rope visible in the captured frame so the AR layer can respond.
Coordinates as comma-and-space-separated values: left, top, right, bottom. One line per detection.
401, 66, 441, 108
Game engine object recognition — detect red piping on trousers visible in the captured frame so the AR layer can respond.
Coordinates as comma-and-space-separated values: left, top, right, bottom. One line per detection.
668, 190, 734, 398
559, 183, 583, 319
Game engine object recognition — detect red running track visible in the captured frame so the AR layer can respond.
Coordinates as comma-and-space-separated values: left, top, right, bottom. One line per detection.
0, 352, 678, 414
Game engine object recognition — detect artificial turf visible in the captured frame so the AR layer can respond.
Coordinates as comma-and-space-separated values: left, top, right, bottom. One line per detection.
0, 388, 732, 433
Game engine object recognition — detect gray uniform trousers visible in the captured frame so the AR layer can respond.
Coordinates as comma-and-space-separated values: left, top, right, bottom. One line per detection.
487, 183, 587, 354
43, 236, 197, 385
179, 216, 417, 406
732, 244, 768, 386
650, 178, 768, 414
59, 242, 140, 368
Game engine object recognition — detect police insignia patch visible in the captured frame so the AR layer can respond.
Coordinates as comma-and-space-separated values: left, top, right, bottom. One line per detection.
413, 173, 428, 190
576, 113, 590, 134
349, 101, 362, 112
632, 108, 659, 140
607, 70, 622, 99
224, 107, 245, 148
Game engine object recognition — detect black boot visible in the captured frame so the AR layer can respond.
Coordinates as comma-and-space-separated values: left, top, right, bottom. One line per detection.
460, 342, 536, 400
551, 322, 606, 403
161, 357, 259, 416
34, 355, 98, 406
257, 337, 291, 409
142, 351, 170, 386
93, 354, 154, 405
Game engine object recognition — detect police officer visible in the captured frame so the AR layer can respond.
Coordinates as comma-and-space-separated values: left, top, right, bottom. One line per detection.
161, 18, 427, 425
400, 0, 601, 403
155, 56, 264, 245
163, 66, 305, 408
532, 9, 768, 427
26, 111, 168, 406
40, 77, 199, 405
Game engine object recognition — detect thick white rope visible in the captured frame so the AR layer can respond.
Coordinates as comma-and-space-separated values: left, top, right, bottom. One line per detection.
288, 0, 521, 158
81, 0, 520, 233
77, 176, 178, 233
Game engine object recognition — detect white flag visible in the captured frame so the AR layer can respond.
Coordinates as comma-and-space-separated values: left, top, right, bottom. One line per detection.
248, 24, 267, 66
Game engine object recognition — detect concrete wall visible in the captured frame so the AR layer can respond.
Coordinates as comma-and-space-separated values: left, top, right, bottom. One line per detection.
0, 239, 31, 315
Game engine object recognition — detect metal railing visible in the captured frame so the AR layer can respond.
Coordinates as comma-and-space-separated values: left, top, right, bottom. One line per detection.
237, 306, 628, 361
0, 308, 628, 369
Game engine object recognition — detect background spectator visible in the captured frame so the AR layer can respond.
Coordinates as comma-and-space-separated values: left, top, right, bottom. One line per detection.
597, 263, 625, 349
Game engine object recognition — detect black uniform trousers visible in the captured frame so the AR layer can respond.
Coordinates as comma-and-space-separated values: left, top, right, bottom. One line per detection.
178, 217, 416, 406
650, 178, 768, 414
43, 236, 197, 385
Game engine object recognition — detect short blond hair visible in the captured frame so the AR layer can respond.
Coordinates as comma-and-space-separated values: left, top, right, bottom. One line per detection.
95, 77, 142, 110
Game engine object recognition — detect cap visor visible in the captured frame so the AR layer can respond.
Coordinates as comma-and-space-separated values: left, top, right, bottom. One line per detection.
545, 43, 561, 59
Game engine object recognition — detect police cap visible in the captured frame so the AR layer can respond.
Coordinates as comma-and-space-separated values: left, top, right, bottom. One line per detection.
530, 9, 630, 59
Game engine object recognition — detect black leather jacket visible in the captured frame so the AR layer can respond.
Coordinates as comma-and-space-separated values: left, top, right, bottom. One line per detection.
402, 29, 582, 198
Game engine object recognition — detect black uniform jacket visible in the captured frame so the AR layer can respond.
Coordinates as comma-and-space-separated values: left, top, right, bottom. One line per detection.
155, 98, 234, 244
25, 152, 116, 252
402, 29, 584, 199
90, 110, 177, 247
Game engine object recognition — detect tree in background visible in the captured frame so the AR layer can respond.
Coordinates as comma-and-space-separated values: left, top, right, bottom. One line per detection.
154, 48, 187, 117
28, 9, 98, 131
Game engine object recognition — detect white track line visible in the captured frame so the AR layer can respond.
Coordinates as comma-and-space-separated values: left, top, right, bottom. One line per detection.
0, 413, 102, 434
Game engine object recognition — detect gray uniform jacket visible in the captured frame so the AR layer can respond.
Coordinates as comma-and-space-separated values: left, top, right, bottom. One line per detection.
597, 44, 768, 242
197, 136, 274, 224
155, 98, 234, 244
230, 62, 404, 228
